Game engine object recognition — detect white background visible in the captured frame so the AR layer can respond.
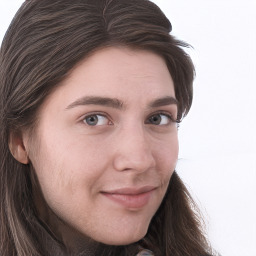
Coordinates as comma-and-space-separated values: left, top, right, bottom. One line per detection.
0, 1, 255, 255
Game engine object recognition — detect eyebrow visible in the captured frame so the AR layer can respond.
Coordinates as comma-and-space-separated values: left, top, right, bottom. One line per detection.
149, 96, 178, 108
66, 96, 178, 110
66, 96, 124, 110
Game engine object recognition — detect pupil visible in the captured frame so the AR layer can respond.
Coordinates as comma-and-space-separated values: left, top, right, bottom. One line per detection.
86, 115, 98, 125
151, 115, 161, 124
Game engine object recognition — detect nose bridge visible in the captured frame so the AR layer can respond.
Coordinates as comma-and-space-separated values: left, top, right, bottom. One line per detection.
113, 122, 155, 172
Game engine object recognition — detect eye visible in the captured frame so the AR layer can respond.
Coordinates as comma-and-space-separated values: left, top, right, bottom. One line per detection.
147, 113, 174, 126
83, 114, 110, 126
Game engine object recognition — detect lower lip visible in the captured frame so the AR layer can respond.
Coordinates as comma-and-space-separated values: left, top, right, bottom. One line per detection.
101, 190, 154, 209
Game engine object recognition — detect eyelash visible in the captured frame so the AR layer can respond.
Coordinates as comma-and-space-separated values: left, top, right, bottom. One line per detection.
82, 112, 113, 126
81, 111, 178, 127
147, 111, 177, 125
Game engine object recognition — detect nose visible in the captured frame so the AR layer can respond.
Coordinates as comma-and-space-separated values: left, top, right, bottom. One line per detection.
112, 125, 156, 173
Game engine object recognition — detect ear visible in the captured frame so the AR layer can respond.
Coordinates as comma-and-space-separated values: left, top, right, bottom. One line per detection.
9, 131, 29, 164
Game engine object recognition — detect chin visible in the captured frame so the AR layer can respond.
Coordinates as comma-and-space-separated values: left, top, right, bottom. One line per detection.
95, 227, 148, 246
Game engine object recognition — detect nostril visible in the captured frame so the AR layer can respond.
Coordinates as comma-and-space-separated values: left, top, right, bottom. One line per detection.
112, 128, 156, 172
113, 150, 156, 173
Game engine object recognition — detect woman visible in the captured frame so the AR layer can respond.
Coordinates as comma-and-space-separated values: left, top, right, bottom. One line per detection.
0, 0, 213, 255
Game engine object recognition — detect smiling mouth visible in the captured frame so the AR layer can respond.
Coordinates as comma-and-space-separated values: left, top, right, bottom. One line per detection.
101, 186, 156, 209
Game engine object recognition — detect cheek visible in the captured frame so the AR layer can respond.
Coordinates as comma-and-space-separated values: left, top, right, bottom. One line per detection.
29, 130, 110, 200
156, 135, 179, 170
154, 135, 178, 191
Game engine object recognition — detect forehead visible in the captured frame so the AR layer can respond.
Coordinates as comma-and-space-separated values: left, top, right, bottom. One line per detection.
42, 46, 175, 110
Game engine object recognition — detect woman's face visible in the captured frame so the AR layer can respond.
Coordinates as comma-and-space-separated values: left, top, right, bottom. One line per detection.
26, 47, 178, 245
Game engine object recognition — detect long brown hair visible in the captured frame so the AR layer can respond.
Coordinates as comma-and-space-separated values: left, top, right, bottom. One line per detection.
0, 0, 213, 255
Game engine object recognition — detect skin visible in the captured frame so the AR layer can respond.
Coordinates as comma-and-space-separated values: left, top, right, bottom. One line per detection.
22, 47, 179, 246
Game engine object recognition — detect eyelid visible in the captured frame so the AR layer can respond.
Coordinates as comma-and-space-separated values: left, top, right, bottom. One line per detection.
147, 111, 178, 123
79, 112, 113, 125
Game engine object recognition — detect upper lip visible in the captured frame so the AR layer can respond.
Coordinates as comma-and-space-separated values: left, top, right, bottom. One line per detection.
101, 186, 157, 195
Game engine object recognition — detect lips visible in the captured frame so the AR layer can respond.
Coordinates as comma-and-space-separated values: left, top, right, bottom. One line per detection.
101, 186, 156, 209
